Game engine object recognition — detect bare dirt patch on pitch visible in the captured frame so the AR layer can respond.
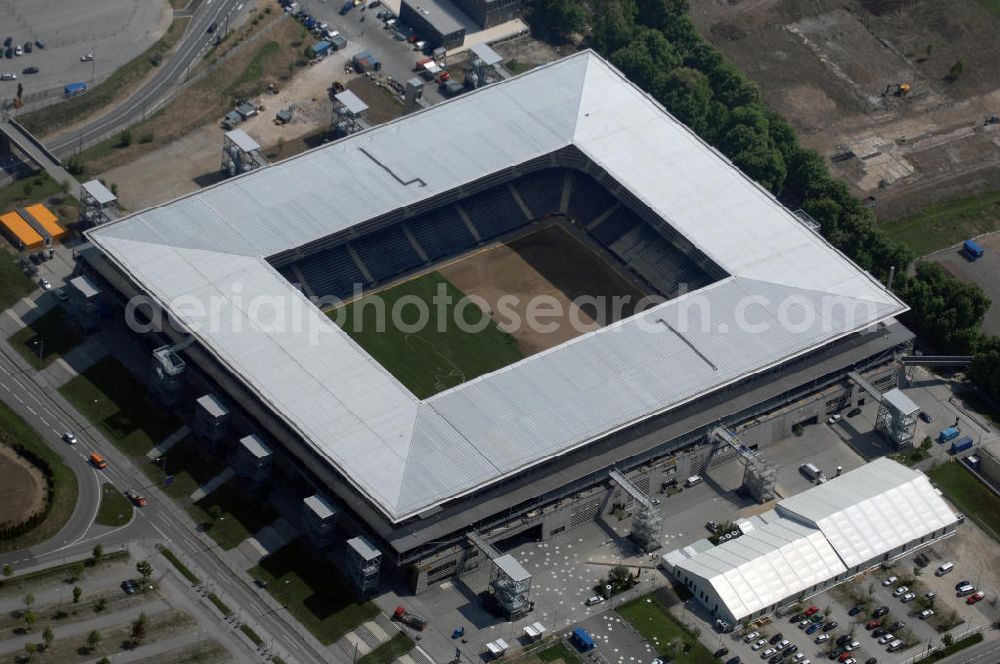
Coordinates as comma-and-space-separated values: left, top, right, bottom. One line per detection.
438, 224, 648, 356
0, 445, 46, 525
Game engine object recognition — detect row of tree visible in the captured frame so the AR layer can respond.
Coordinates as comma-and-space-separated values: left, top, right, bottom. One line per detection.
529, 0, 1000, 401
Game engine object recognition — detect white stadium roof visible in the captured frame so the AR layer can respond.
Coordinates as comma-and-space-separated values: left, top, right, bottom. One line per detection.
776, 457, 957, 568
676, 518, 846, 620
87, 52, 907, 523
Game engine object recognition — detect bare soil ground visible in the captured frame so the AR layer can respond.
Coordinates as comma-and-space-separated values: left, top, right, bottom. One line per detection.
438, 224, 647, 356
0, 444, 46, 525
927, 230, 1000, 336
344, 77, 404, 125
689, 0, 1000, 220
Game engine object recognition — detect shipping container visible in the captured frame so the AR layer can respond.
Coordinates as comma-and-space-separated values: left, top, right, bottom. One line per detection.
64, 81, 87, 95
949, 436, 973, 455
937, 427, 959, 443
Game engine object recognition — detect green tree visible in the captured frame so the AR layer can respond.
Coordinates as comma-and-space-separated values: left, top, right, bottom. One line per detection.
131, 617, 146, 645
895, 262, 989, 354
95, 597, 107, 612
2, 563, 11, 576
942, 633, 954, 648
72, 586, 83, 604
117, 129, 132, 148
24, 593, 35, 609
87, 629, 102, 652
136, 560, 153, 582
610, 28, 682, 90
208, 504, 223, 520
42, 626, 54, 649
24, 642, 36, 661
947, 59, 964, 81
71, 562, 85, 581
97, 658, 111, 664
24, 610, 37, 631
654, 67, 713, 135
635, 0, 689, 32
591, 0, 638, 54
92, 544, 104, 563
717, 105, 787, 192
532, 0, 587, 39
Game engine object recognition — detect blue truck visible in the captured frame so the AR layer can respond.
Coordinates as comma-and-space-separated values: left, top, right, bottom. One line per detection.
64, 81, 87, 96
963, 239, 985, 261
937, 427, 959, 444
571, 627, 594, 652
949, 436, 973, 455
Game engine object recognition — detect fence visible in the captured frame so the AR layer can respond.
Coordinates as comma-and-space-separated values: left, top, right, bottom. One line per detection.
898, 626, 983, 664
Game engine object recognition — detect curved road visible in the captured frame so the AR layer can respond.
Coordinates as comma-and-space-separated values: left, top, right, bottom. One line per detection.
46, 0, 245, 157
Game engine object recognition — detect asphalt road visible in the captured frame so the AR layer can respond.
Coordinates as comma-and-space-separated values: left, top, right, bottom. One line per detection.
936, 636, 1000, 664
45, 0, 246, 157
0, 338, 331, 664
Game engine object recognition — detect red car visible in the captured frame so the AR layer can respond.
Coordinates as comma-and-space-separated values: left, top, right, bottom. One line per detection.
966, 591, 985, 605
839, 654, 853, 663
865, 619, 881, 630
804, 606, 820, 617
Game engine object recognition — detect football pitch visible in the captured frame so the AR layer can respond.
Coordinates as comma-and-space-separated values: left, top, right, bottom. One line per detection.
331, 272, 524, 398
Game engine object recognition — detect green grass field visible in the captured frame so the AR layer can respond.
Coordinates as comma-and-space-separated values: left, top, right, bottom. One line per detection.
0, 400, 79, 553
928, 462, 1000, 542
189, 479, 276, 550
537, 641, 582, 664
95, 483, 133, 527
250, 540, 378, 644
58, 357, 181, 457
357, 633, 414, 664
882, 190, 1000, 257
332, 272, 523, 398
617, 593, 716, 664
8, 307, 86, 369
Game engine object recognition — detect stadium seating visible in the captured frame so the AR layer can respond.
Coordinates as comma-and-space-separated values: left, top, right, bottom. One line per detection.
606, 225, 706, 298
405, 205, 476, 261
589, 206, 638, 246
566, 173, 617, 225
297, 245, 368, 301
462, 187, 529, 240
351, 226, 423, 283
515, 170, 567, 219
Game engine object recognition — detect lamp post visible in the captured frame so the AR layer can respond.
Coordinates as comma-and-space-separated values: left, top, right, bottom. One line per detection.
31, 338, 43, 367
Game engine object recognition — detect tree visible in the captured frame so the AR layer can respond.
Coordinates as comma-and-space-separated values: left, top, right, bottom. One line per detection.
208, 505, 223, 520
532, 0, 587, 39
24, 642, 36, 661
97, 659, 111, 664
636, 0, 689, 32
24, 593, 35, 609
2, 563, 11, 576
946, 59, 964, 82
87, 629, 102, 652
611, 28, 682, 91
117, 129, 132, 148
42, 626, 54, 649
92, 543, 104, 563
942, 633, 954, 648
591, 0, 638, 55
131, 617, 147, 646
717, 105, 787, 192
654, 67, 713, 136
136, 560, 153, 582
72, 586, 83, 604
24, 610, 37, 631
95, 597, 107, 612
71, 562, 85, 581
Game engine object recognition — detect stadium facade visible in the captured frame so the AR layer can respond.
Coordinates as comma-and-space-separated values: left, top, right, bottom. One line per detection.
78, 52, 913, 593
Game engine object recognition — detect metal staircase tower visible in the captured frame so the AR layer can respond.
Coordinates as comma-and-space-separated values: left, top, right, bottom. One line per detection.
708, 426, 777, 503
608, 468, 663, 552
467, 531, 533, 620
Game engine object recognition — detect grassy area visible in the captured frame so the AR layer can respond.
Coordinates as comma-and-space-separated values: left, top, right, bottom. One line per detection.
0, 171, 64, 212
227, 41, 280, 93
882, 190, 1000, 257
158, 546, 201, 585
58, 356, 181, 457
0, 400, 79, 553
0, 254, 34, 316
0, 550, 128, 591
250, 540, 378, 644
928, 462, 1000, 542
617, 593, 716, 664
139, 437, 226, 500
240, 623, 264, 646
956, 390, 1000, 425
7, 307, 86, 369
18, 18, 190, 137
95, 483, 134, 527
505, 59, 537, 75
981, 0, 1000, 18
357, 632, 415, 664
188, 479, 276, 550
926, 632, 983, 661
537, 641, 582, 664
207, 592, 233, 617
332, 272, 524, 398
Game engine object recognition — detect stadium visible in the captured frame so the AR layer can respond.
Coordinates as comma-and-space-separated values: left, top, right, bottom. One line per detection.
78, 51, 913, 598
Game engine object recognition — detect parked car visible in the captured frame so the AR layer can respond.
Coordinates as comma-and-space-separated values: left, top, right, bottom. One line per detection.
826, 414, 841, 424
815, 634, 830, 644
848, 606, 864, 616
838, 654, 852, 663
714, 648, 729, 658
2, 37, 11, 47
878, 634, 894, 645
845, 641, 859, 652
769, 655, 783, 664
919, 609, 934, 619
798, 620, 811, 630
809, 614, 824, 623
836, 635, 852, 647
918, 411, 933, 423
769, 634, 784, 645
762, 648, 777, 658
872, 606, 889, 618
745, 632, 760, 643
121, 579, 137, 594
80, 53, 94, 61
882, 576, 898, 587
789, 614, 804, 624
752, 639, 767, 651
864, 659, 876, 664
872, 628, 887, 638
865, 620, 880, 630
847, 407, 862, 417
889, 621, 905, 632
892, 585, 909, 597
823, 622, 838, 632
585, 595, 604, 606
785, 645, 799, 657
804, 606, 820, 617
776, 640, 790, 651
955, 580, 971, 591
0, 72, 16, 80
22, 66, 38, 74
828, 648, 844, 660
967, 591, 986, 605
924, 591, 936, 600
901, 593, 916, 603
39, 277, 51, 290
35, 40, 45, 49
14, 46, 22, 56
805, 623, 821, 635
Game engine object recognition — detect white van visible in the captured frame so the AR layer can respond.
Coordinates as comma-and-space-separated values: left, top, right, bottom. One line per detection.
935, 562, 954, 576
957, 584, 975, 597
887, 639, 905, 652
685, 475, 702, 487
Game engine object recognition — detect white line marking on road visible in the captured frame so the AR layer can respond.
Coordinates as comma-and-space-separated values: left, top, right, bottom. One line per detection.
26, 405, 37, 415
13, 394, 22, 403
0, 382, 9, 391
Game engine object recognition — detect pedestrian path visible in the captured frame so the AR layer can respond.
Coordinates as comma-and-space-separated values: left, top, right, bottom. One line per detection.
42, 335, 110, 387
189, 467, 234, 502
233, 517, 298, 566
146, 425, 190, 459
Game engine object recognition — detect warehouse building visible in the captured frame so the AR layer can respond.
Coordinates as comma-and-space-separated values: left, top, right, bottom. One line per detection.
451, 0, 521, 28
669, 459, 958, 625
400, 0, 466, 49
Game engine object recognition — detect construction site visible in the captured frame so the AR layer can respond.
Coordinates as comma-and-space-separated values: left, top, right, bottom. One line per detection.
690, 0, 1000, 222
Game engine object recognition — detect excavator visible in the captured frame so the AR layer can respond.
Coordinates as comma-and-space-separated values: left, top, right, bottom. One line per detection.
883, 83, 911, 97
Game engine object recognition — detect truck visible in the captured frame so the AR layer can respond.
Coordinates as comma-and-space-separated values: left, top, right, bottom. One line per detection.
571, 627, 595, 652
949, 436, 973, 455
125, 488, 147, 507
962, 239, 985, 261
800, 462, 822, 480
937, 427, 959, 444
64, 81, 87, 96
89, 452, 107, 469
392, 606, 427, 631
